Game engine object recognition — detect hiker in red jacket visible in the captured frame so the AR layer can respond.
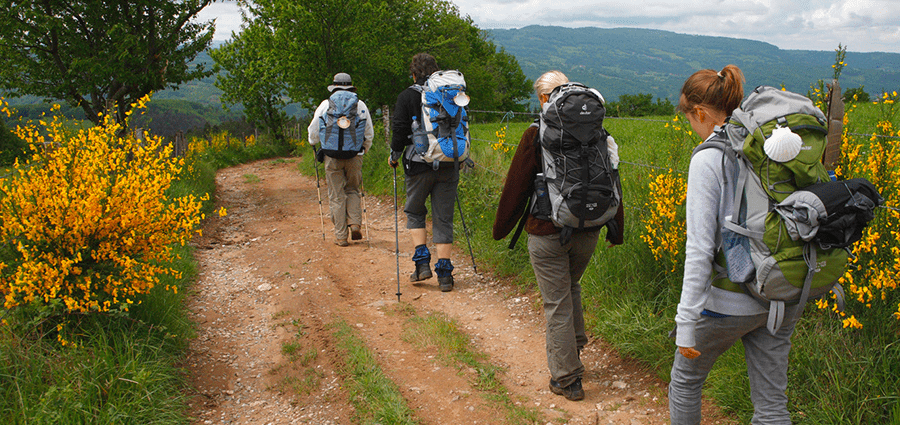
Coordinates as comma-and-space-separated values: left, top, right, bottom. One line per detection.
493, 70, 624, 401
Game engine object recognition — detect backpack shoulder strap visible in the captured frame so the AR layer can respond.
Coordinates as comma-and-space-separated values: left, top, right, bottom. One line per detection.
508, 122, 543, 249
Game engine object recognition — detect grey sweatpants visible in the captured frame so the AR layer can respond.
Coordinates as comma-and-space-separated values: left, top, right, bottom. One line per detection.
668, 305, 801, 425
404, 166, 459, 244
324, 155, 363, 240
528, 230, 600, 387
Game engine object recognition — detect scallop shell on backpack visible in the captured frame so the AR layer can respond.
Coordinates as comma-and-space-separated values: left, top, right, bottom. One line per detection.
763, 126, 803, 162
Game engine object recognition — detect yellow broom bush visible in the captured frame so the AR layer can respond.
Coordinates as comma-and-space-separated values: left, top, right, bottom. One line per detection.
822, 90, 900, 329
0, 97, 205, 314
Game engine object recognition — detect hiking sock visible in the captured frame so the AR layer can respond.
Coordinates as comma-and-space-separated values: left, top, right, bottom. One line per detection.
410, 244, 432, 282
435, 259, 454, 292
412, 244, 431, 264
434, 258, 454, 277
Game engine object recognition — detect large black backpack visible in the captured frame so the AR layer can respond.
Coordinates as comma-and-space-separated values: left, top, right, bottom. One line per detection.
534, 82, 620, 244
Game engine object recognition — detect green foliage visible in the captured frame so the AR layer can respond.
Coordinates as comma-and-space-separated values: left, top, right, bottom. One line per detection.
236, 0, 532, 113
0, 118, 27, 166
0, 0, 216, 125
606, 93, 675, 117
210, 22, 292, 145
844, 86, 871, 103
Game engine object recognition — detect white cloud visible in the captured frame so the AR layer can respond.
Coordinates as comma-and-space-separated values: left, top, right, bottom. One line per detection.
195, 1, 244, 40
196, 0, 900, 53
456, 0, 900, 52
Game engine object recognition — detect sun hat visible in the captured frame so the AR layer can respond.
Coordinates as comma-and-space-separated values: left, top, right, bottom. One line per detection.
327, 73, 356, 92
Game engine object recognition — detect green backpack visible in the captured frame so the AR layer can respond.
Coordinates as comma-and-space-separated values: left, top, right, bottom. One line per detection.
694, 86, 849, 334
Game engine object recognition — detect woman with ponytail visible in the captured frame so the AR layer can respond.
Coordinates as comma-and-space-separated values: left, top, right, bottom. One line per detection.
669, 65, 801, 424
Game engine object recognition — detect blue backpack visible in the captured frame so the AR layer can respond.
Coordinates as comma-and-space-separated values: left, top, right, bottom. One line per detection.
318, 90, 366, 159
408, 70, 470, 169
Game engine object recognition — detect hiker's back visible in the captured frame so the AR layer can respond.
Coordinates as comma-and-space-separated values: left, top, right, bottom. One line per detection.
701, 86, 879, 333
535, 82, 620, 234
409, 70, 470, 169
319, 90, 366, 159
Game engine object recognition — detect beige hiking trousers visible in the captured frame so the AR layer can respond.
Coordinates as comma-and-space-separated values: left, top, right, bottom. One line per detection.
323, 155, 363, 241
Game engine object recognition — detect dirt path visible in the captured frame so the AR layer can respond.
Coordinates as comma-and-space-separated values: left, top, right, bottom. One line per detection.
184, 158, 733, 425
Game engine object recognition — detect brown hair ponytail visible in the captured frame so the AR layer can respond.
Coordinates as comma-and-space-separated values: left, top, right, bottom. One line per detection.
677, 64, 745, 115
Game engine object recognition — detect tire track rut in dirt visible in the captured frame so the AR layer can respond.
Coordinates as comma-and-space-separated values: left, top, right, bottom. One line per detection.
185, 158, 734, 425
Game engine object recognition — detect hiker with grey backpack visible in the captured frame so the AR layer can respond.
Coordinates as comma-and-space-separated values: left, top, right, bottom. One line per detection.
308, 73, 375, 247
669, 65, 881, 424
493, 71, 624, 402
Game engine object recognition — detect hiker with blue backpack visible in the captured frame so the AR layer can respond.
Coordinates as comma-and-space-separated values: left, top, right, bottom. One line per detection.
493, 71, 624, 401
308, 73, 374, 247
389, 53, 471, 292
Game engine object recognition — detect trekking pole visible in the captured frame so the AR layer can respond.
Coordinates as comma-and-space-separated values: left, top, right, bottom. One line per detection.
312, 145, 326, 241
455, 193, 478, 275
360, 175, 371, 249
392, 166, 402, 301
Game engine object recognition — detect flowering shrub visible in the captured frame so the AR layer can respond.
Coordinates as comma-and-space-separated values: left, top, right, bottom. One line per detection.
640, 115, 694, 273
491, 124, 512, 153
0, 96, 205, 315
640, 169, 686, 272
188, 131, 257, 156
822, 90, 900, 329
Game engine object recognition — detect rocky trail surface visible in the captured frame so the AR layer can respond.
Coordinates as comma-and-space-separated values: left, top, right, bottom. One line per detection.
183, 158, 733, 425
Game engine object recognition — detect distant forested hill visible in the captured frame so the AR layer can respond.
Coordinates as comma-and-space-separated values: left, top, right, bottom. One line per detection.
7, 27, 900, 127
486, 25, 900, 103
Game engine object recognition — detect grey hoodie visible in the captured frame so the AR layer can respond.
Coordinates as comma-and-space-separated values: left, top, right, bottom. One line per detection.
674, 128, 767, 348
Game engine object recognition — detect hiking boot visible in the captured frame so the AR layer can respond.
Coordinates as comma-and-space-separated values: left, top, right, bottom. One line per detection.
549, 378, 584, 401
350, 225, 362, 240
334, 238, 349, 247
410, 263, 432, 282
438, 275, 454, 292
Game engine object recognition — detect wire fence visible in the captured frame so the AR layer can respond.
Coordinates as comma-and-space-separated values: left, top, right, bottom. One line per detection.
464, 108, 898, 215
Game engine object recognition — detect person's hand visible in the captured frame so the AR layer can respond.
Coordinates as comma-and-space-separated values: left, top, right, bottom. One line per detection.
678, 346, 701, 359
388, 152, 399, 168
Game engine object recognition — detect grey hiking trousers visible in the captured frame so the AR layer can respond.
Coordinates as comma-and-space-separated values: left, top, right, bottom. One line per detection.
324, 155, 363, 241
668, 305, 800, 425
404, 166, 459, 244
528, 229, 600, 387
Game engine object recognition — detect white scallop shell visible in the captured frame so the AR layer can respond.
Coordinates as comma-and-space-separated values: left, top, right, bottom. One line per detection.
453, 92, 470, 107
763, 126, 803, 162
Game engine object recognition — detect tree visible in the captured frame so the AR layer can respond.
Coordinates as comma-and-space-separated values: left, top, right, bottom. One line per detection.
210, 21, 291, 145
0, 0, 216, 126
0, 115, 28, 166
607, 93, 674, 117
843, 86, 870, 103
239, 0, 531, 113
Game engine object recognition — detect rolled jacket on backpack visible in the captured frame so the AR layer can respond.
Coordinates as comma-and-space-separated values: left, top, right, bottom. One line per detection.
774, 177, 882, 248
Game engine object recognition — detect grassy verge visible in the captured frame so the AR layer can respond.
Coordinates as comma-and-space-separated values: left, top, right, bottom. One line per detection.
331, 319, 420, 425
0, 134, 293, 423
397, 303, 545, 424
0, 244, 197, 423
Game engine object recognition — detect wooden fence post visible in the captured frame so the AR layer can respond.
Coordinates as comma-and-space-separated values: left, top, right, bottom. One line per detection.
823, 79, 844, 171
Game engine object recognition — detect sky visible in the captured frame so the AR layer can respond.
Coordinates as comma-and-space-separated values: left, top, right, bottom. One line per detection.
196, 0, 900, 53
